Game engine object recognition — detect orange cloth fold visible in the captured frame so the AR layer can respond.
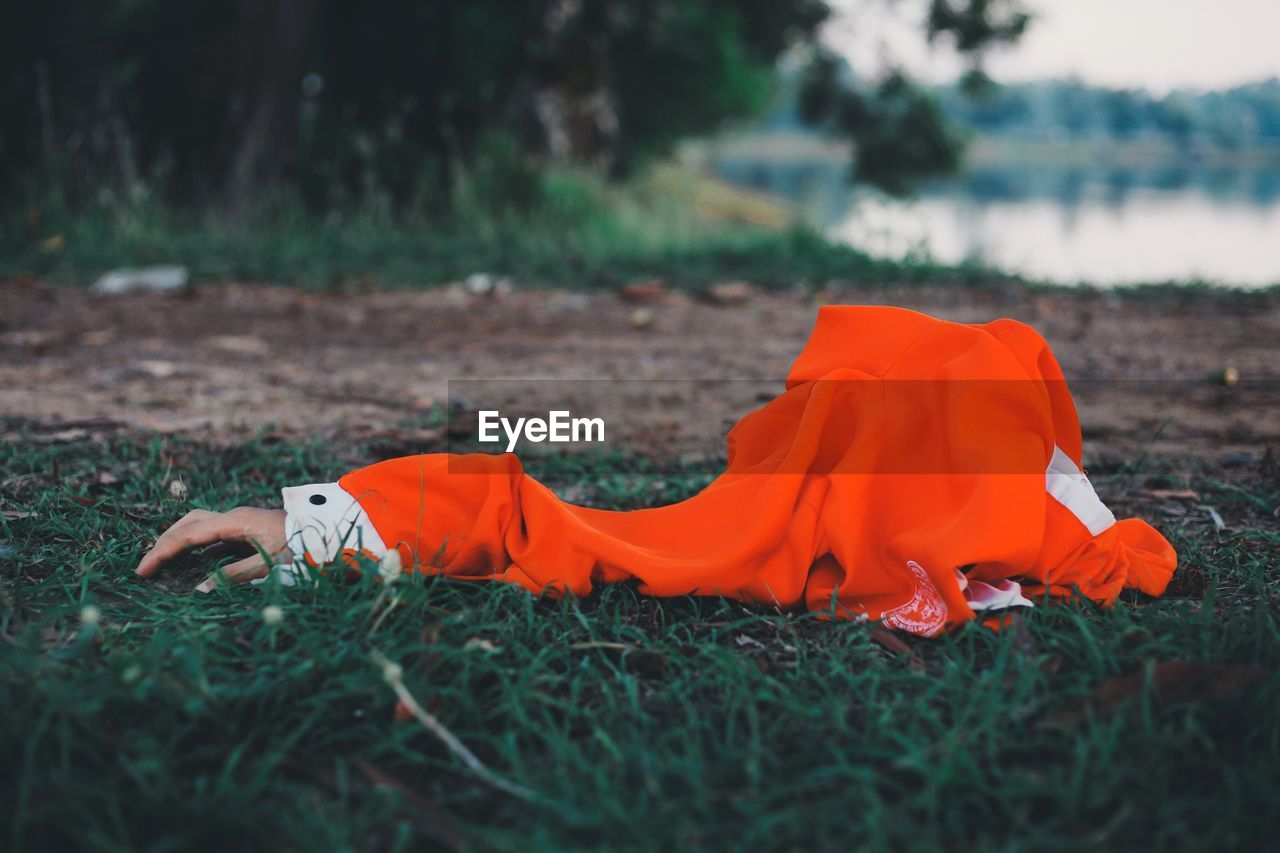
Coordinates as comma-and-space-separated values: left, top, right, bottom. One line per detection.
331, 306, 1176, 635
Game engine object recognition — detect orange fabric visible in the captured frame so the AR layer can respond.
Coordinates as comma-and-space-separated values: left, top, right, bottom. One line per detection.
336, 306, 1176, 635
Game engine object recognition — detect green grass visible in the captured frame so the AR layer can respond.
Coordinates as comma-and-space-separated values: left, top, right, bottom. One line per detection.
5, 163, 972, 292
9, 158, 1280, 301
2, 427, 1279, 851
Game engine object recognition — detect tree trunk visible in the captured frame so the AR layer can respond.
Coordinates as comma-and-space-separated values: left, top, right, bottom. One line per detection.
224, 0, 312, 214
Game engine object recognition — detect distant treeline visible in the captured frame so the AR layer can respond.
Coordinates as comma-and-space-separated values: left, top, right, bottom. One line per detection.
936, 78, 1280, 150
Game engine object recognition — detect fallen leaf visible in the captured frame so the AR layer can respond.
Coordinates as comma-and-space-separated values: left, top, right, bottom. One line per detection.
619, 279, 667, 303
868, 625, 912, 655
701, 281, 754, 305
867, 625, 925, 671
1046, 661, 1269, 729
135, 360, 178, 379
66, 496, 146, 522
1141, 489, 1200, 501
206, 335, 270, 356
1, 330, 61, 348
1103, 661, 1266, 703
79, 329, 115, 346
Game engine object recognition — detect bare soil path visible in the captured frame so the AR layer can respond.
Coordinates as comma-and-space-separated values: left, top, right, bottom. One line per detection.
3, 279, 1277, 462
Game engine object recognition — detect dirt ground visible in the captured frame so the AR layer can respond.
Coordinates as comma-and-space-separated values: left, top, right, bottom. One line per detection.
2, 278, 1277, 462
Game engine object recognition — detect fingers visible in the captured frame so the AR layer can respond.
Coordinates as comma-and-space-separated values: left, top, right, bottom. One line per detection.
135, 507, 291, 591
135, 510, 240, 578
194, 553, 274, 593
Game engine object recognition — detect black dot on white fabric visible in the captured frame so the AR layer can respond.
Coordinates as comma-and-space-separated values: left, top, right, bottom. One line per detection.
309, 494, 327, 506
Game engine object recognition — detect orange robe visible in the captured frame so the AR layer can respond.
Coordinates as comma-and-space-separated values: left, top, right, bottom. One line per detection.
281, 306, 1176, 636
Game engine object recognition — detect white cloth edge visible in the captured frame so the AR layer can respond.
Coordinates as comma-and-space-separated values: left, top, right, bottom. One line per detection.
1045, 445, 1116, 537
279, 481, 388, 571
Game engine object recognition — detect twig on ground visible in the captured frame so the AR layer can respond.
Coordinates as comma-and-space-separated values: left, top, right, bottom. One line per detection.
370, 650, 548, 809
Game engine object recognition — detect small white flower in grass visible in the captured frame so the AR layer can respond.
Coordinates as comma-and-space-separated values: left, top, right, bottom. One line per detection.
80, 605, 101, 628
381, 660, 404, 685
261, 604, 285, 626
465, 637, 499, 654
378, 549, 403, 584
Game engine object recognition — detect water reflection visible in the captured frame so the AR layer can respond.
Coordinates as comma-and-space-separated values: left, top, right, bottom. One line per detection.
710, 156, 1280, 287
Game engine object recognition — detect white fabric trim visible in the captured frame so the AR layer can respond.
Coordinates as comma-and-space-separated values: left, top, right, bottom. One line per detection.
280, 481, 387, 567
956, 570, 1034, 610
1045, 445, 1116, 537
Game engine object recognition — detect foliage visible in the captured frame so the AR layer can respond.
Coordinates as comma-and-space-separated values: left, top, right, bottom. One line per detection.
2, 163, 1003, 289
0, 0, 829, 210
801, 65, 965, 196
937, 77, 1280, 150
795, 1, 1031, 194
2, 429, 1279, 850
1, 0, 1036, 214
925, 0, 1031, 54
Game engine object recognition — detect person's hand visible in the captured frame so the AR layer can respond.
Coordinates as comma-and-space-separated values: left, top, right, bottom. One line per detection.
134, 507, 288, 592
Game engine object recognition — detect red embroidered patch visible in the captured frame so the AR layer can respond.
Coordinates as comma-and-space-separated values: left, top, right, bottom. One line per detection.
880, 560, 948, 637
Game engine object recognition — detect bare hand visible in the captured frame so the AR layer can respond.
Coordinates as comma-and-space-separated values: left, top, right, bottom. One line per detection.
134, 507, 288, 592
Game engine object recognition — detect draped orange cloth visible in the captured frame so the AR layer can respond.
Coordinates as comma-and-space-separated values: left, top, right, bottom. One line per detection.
285, 306, 1176, 636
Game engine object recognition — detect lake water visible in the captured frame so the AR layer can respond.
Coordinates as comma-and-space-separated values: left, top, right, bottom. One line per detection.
710, 156, 1280, 288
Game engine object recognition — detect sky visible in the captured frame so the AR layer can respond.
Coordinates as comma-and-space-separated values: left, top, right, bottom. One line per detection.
823, 0, 1280, 94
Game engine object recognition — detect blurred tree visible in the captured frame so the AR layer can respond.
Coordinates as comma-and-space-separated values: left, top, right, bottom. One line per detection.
800, 61, 964, 196
1151, 94, 1195, 149
1053, 79, 1095, 139
0, 0, 831, 209
935, 76, 1280, 152
0, 0, 1028, 210
799, 0, 1031, 193
1102, 89, 1147, 140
